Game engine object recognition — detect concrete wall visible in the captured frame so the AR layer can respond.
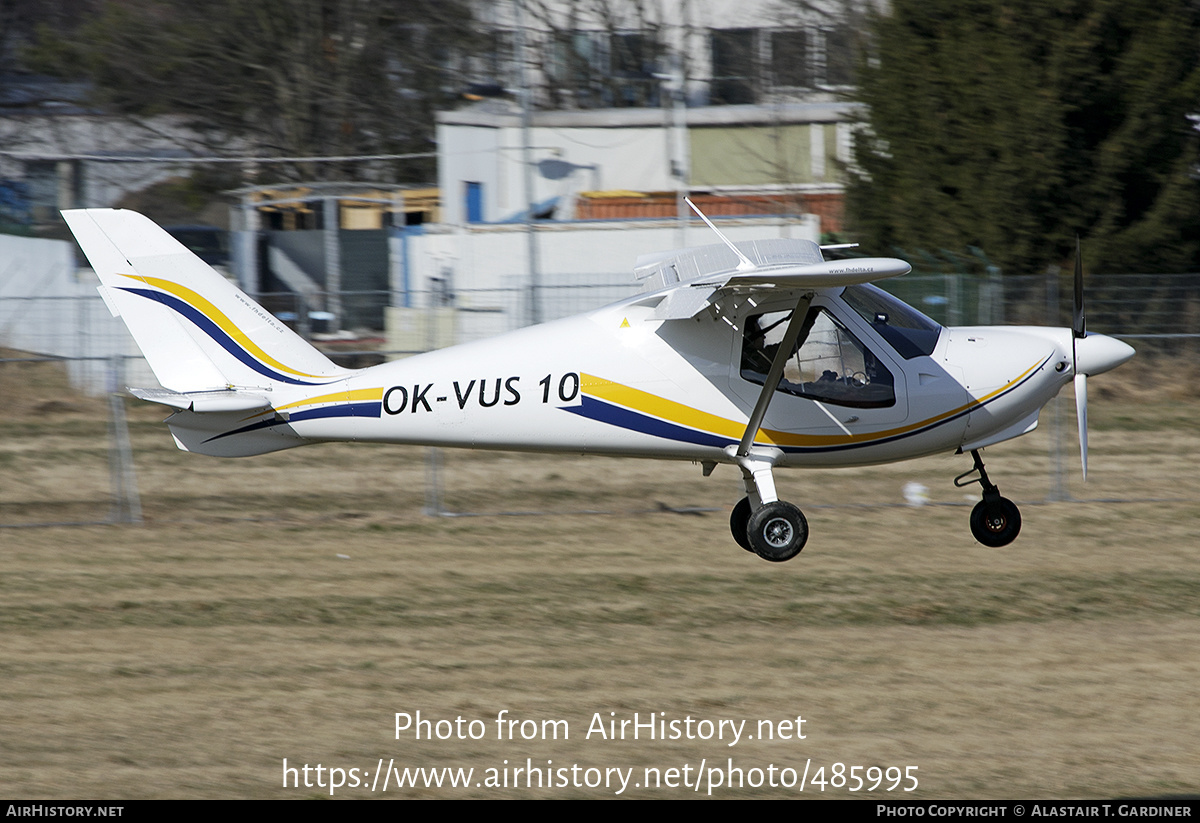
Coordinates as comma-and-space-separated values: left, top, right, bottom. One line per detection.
0, 233, 155, 393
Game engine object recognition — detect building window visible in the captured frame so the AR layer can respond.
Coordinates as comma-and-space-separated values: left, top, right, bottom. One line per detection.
478, 28, 517, 89
823, 25, 857, 87
611, 32, 658, 107
544, 30, 659, 108
770, 30, 810, 88
710, 28, 759, 105
710, 23, 859, 102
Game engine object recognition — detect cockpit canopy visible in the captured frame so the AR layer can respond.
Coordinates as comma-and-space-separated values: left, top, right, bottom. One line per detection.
840, 284, 942, 359
738, 284, 943, 410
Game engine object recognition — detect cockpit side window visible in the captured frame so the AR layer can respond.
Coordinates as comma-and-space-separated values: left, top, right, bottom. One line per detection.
741, 307, 896, 408
841, 284, 942, 359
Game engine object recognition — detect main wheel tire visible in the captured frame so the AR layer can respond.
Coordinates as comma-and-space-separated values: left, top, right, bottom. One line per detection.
730, 497, 754, 552
747, 501, 808, 562
970, 497, 1022, 547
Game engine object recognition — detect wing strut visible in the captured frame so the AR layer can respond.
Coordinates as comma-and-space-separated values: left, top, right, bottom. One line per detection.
736, 295, 814, 457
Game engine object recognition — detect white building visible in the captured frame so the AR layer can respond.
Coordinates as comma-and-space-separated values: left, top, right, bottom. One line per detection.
0, 76, 214, 224
397, 1, 864, 345
467, 0, 862, 110
437, 101, 857, 227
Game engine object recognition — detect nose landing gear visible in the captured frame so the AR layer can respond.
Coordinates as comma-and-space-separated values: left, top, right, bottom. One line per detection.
956, 449, 1022, 547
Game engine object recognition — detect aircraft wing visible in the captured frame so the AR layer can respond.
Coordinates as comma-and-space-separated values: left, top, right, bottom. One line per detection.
648, 239, 907, 321
698, 257, 911, 288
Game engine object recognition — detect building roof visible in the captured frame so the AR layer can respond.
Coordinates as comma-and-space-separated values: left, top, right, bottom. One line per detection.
0, 74, 96, 115
438, 101, 863, 129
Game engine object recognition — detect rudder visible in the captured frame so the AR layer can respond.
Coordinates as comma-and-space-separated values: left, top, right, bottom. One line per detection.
62, 208, 348, 393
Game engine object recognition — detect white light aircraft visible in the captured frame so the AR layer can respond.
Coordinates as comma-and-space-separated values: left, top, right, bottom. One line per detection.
63, 206, 1134, 561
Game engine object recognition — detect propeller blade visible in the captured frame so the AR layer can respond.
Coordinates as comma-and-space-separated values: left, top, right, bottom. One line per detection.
1074, 372, 1088, 480
1073, 235, 1085, 339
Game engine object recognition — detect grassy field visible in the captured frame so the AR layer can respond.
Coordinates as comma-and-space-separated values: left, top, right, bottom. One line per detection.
1, 358, 1198, 798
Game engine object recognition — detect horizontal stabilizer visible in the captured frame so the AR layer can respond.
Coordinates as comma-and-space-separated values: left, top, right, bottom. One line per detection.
128, 387, 272, 413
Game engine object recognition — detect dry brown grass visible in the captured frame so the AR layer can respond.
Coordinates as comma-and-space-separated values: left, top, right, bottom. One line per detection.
1, 360, 1198, 798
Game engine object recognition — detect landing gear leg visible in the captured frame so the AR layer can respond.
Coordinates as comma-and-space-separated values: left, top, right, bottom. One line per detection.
726, 292, 815, 562
733, 453, 808, 561
956, 449, 1022, 547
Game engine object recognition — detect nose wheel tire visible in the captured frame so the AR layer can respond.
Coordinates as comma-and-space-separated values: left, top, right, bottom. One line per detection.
730, 497, 754, 552
747, 501, 808, 562
970, 497, 1021, 547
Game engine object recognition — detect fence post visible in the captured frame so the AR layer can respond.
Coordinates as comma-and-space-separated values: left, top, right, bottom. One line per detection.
980, 264, 1003, 325
422, 295, 445, 516
106, 354, 143, 525
1044, 266, 1068, 501
424, 447, 444, 517
945, 271, 962, 326
324, 196, 342, 333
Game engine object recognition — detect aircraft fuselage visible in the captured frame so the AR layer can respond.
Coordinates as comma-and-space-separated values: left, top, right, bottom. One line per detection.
167, 286, 1131, 470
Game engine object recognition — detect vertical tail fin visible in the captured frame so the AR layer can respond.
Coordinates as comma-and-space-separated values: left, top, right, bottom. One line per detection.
62, 208, 349, 393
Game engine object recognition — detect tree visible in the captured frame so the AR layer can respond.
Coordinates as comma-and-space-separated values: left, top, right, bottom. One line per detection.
26, 0, 479, 183
519, 0, 668, 109
847, 0, 1200, 274
1, 0, 102, 75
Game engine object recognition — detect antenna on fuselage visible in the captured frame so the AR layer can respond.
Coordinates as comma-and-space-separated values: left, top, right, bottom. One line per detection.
685, 196, 757, 272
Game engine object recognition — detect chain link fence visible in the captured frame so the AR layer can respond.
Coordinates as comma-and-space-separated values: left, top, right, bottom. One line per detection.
2, 270, 1195, 526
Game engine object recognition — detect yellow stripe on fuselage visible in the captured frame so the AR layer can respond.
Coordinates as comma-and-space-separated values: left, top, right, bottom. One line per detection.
235, 387, 385, 421
581, 374, 752, 440
581, 360, 1044, 448
273, 387, 384, 413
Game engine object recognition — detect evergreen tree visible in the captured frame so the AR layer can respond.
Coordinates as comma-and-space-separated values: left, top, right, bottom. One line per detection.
849, 0, 1200, 273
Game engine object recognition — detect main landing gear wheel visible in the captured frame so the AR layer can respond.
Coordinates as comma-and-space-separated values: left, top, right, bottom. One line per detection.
730, 497, 754, 552
956, 449, 1023, 548
970, 497, 1022, 547
747, 501, 809, 562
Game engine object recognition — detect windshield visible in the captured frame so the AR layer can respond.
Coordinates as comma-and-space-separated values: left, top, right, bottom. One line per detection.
841, 284, 942, 359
